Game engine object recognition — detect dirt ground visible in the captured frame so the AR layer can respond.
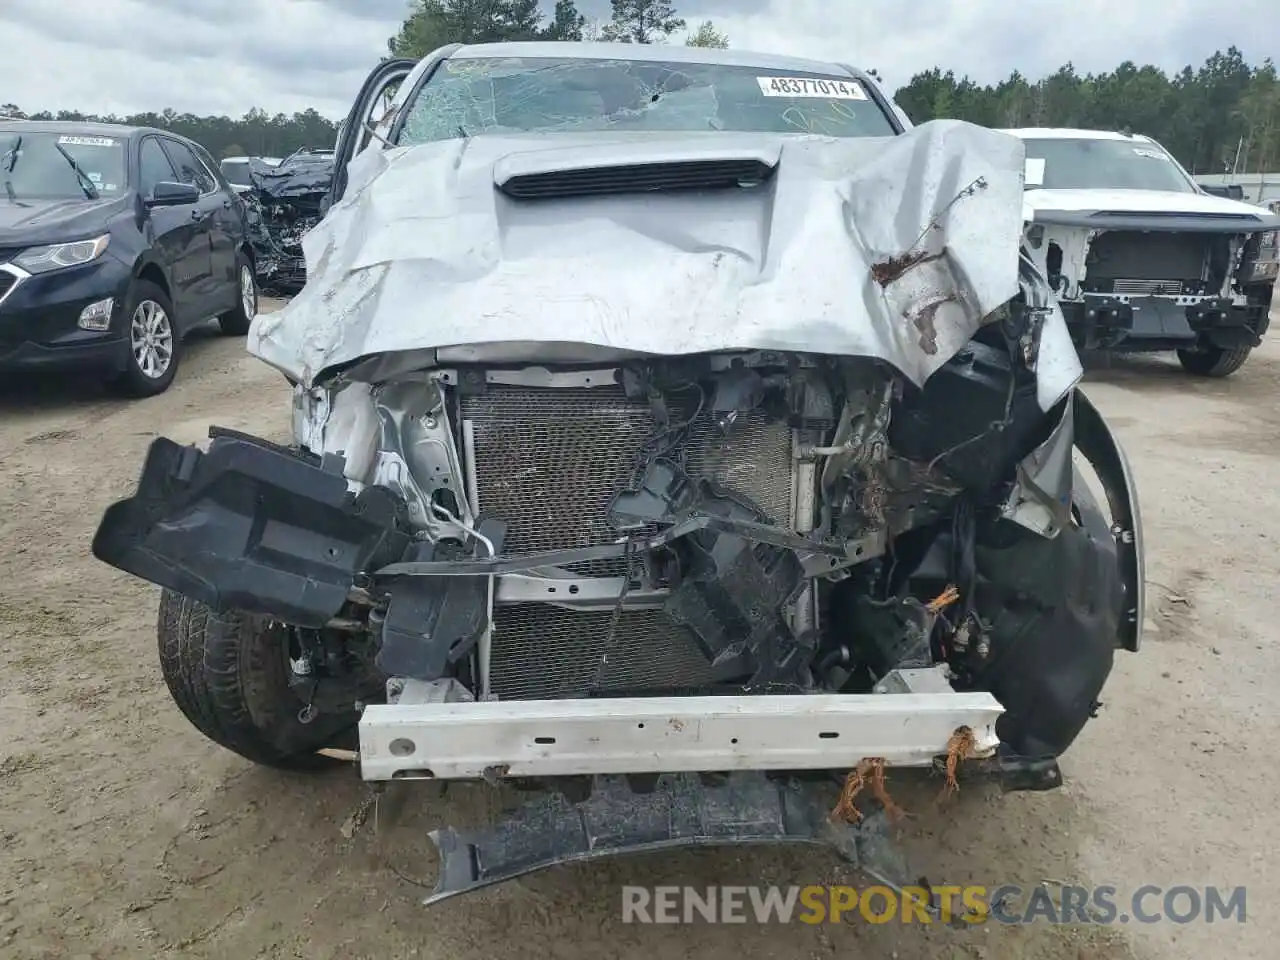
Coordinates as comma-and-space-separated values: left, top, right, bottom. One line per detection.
2, 301, 1277, 960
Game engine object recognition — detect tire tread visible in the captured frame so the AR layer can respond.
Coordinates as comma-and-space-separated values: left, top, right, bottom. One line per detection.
1176, 344, 1252, 377
156, 590, 346, 770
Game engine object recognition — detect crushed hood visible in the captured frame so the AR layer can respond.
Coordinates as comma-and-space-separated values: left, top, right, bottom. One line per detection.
247, 155, 334, 209
249, 119, 1082, 409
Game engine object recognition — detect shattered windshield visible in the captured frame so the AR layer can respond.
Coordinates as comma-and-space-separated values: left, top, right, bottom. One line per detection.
0, 131, 126, 200
1022, 137, 1197, 193
397, 57, 896, 144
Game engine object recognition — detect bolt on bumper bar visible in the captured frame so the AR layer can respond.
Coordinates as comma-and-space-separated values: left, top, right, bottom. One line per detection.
357, 692, 1003, 781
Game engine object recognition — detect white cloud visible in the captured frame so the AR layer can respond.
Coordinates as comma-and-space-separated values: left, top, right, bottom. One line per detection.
0, 0, 398, 119
0, 0, 1274, 119
684, 0, 1278, 91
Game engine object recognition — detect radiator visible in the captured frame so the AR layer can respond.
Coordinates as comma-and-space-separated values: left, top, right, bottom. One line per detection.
459, 382, 795, 700
1086, 231, 1211, 282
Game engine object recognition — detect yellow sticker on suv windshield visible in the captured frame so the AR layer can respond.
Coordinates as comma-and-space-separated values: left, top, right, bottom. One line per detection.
757, 76, 867, 100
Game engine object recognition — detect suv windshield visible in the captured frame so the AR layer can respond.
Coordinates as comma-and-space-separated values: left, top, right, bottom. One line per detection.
0, 131, 127, 200
1022, 137, 1196, 193
397, 56, 896, 144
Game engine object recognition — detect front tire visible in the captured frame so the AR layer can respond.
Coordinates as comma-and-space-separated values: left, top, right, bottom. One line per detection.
218, 253, 258, 336
110, 280, 180, 397
1176, 343, 1253, 378
157, 590, 356, 770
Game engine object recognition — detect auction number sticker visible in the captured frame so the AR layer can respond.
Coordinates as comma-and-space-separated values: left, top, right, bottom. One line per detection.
57, 135, 117, 147
757, 76, 868, 100
1132, 147, 1167, 160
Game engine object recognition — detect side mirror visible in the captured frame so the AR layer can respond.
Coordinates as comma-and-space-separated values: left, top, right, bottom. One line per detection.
147, 181, 200, 206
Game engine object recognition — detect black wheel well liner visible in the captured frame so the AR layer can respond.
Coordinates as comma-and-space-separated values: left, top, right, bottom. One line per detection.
1073, 389, 1144, 653
134, 260, 169, 297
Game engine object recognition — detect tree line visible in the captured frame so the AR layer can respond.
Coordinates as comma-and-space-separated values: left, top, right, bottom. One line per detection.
386, 0, 728, 54
895, 48, 1280, 175
2, 0, 1276, 176
0, 104, 338, 164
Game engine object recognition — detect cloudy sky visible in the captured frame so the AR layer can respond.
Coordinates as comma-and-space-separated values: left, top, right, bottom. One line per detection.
0, 0, 1275, 120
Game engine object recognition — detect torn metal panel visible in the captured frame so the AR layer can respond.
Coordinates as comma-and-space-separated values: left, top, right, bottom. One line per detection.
247, 152, 334, 208
1001, 396, 1074, 538
247, 120, 1080, 409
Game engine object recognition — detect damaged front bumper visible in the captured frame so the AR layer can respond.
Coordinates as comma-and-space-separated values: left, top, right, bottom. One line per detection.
92, 384, 1141, 902
1059, 293, 1271, 350
424, 759, 1061, 905
91, 428, 1005, 783
359, 685, 1002, 781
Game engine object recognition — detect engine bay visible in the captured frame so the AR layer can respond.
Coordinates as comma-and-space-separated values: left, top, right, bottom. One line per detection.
92, 295, 1141, 768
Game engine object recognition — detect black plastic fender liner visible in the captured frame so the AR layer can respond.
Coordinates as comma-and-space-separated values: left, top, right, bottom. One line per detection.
912, 388, 1138, 761
970, 503, 1120, 760
1072, 389, 1145, 653
91, 431, 412, 627
424, 773, 918, 907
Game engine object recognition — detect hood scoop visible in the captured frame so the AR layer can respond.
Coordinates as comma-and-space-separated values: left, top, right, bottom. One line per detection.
493, 141, 780, 200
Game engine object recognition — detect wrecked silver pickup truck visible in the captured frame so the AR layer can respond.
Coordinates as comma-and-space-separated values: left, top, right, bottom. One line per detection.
92, 43, 1143, 903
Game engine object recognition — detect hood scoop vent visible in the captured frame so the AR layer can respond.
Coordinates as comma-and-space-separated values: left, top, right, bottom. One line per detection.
494, 143, 781, 201
498, 158, 776, 200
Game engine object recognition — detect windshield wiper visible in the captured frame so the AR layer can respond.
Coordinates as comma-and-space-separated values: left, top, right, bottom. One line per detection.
54, 142, 99, 199
1, 135, 20, 173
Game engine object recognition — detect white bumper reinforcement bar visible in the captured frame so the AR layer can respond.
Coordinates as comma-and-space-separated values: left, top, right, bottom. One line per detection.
357, 692, 1004, 781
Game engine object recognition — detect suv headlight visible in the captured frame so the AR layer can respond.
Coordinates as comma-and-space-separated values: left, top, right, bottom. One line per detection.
14, 234, 110, 273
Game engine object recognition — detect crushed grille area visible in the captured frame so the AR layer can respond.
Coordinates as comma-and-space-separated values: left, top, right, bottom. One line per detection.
460, 381, 794, 697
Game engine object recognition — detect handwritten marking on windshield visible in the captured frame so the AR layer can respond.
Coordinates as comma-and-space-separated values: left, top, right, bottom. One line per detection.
780, 101, 861, 136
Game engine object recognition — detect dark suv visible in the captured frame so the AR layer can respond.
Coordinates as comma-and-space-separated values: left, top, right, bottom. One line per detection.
0, 121, 257, 396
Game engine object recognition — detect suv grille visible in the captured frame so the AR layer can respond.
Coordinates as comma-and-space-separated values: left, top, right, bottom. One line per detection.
1111, 279, 1185, 296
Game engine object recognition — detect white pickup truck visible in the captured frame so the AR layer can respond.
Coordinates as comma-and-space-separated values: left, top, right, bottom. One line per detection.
1006, 128, 1280, 377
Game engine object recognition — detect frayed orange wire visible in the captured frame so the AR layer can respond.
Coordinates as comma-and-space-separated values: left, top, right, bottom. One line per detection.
926, 584, 960, 614
939, 726, 977, 800
830, 758, 908, 824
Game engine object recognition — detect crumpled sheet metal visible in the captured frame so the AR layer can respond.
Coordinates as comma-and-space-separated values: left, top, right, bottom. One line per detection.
249, 120, 1082, 409
246, 155, 334, 206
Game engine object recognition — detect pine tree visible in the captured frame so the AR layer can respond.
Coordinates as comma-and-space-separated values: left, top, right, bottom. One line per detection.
542, 0, 586, 41
600, 0, 686, 44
